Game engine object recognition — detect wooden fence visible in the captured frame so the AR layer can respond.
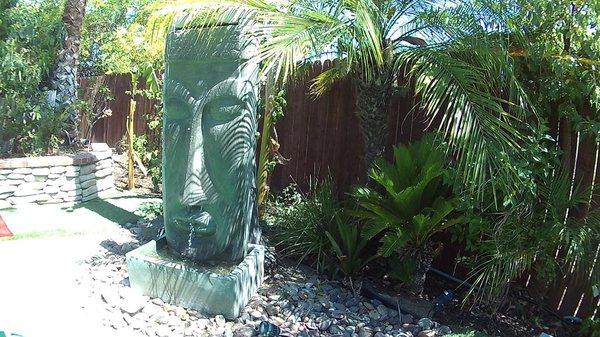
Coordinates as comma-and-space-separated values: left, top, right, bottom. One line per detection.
80, 62, 599, 318
270, 60, 426, 193
79, 74, 157, 148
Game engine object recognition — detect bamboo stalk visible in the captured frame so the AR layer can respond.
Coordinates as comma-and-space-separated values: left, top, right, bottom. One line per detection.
257, 75, 275, 214
128, 98, 136, 190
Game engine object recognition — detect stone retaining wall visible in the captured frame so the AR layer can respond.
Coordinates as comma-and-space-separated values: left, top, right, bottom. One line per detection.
0, 143, 115, 208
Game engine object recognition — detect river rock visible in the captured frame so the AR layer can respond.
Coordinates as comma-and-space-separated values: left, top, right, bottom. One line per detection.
436, 325, 452, 335
417, 330, 436, 337
80, 164, 96, 175
49, 166, 67, 174
0, 185, 17, 194
7, 173, 26, 180
417, 318, 434, 330
233, 325, 256, 337
369, 311, 382, 321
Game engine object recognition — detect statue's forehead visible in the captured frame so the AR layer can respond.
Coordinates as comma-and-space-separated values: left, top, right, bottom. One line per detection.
166, 25, 255, 62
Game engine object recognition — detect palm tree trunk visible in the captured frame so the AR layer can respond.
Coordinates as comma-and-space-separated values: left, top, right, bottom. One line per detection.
406, 242, 434, 295
51, 0, 87, 135
355, 77, 393, 169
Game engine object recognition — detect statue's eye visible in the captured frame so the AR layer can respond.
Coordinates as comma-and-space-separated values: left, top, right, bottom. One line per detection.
164, 79, 194, 120
165, 100, 192, 120
204, 96, 243, 122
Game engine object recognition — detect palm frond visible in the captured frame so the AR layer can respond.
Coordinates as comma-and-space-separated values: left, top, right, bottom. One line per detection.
310, 59, 351, 95
148, 0, 352, 85
395, 33, 531, 197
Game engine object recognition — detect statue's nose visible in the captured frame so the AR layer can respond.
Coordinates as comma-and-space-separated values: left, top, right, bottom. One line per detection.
181, 148, 216, 206
181, 118, 215, 206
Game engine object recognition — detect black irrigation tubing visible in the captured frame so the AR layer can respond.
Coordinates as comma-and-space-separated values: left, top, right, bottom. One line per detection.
359, 268, 480, 319
362, 267, 567, 321
427, 267, 565, 321
428, 267, 479, 292
360, 281, 424, 319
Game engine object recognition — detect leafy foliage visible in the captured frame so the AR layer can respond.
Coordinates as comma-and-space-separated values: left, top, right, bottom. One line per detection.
579, 318, 600, 337
476, 0, 600, 140
441, 0, 600, 307
453, 125, 599, 306
0, 0, 67, 155
149, 0, 533, 194
325, 210, 377, 281
81, 0, 163, 76
464, 168, 600, 304
445, 329, 491, 337
132, 63, 163, 191
265, 179, 376, 279
352, 135, 463, 257
257, 87, 288, 211
264, 181, 339, 272
351, 135, 463, 292
79, 1, 166, 187
77, 76, 114, 142
135, 201, 163, 220
133, 133, 162, 191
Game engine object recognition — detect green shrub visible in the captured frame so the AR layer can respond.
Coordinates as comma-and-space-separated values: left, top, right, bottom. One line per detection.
131, 64, 163, 191
264, 179, 376, 283
133, 134, 162, 191
325, 211, 377, 282
445, 329, 490, 337
264, 181, 335, 272
0, 0, 66, 156
0, 90, 66, 156
580, 318, 600, 337
463, 168, 600, 306
352, 135, 463, 293
135, 201, 162, 221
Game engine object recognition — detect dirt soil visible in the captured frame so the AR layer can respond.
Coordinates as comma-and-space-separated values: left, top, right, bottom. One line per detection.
112, 152, 160, 197
0, 143, 90, 159
365, 270, 580, 337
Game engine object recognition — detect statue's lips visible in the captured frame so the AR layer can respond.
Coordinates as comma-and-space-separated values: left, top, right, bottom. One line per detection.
173, 212, 216, 236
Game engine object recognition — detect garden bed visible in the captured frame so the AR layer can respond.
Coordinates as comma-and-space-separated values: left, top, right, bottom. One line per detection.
71, 218, 453, 337
0, 143, 115, 208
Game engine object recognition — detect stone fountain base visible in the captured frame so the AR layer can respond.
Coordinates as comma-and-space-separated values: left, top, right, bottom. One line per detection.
126, 238, 264, 319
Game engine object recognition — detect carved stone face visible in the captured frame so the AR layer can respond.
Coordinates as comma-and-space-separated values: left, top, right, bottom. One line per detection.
162, 25, 258, 262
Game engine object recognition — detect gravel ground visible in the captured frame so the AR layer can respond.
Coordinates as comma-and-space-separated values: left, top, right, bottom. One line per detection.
74, 220, 452, 337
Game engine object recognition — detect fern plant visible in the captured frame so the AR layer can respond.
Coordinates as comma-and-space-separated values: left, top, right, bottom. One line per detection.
352, 135, 463, 293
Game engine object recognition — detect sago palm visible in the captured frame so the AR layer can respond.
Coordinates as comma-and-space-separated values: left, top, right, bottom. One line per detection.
149, 0, 531, 194
352, 135, 463, 293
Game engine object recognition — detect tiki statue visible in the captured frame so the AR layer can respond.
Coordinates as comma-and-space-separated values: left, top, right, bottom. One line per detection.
162, 23, 258, 263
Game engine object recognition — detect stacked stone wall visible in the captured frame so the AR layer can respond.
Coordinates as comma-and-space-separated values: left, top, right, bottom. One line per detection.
0, 143, 115, 208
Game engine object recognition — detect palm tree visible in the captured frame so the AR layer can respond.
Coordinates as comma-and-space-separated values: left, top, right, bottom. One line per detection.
150, 0, 531, 193
51, 0, 87, 133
